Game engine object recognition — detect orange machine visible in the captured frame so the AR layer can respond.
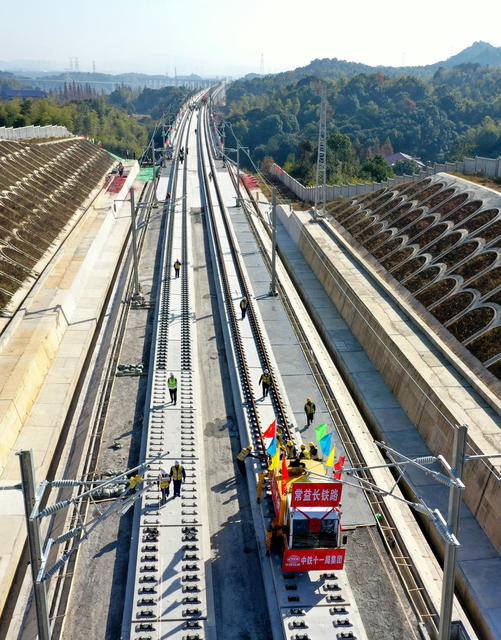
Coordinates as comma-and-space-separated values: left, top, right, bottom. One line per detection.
258, 459, 346, 572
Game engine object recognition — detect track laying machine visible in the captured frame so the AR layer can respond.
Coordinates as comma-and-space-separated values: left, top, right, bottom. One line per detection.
258, 458, 347, 572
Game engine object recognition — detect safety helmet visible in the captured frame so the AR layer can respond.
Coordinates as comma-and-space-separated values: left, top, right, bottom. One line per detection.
307, 397, 311, 402
309, 442, 314, 448
175, 460, 180, 465
247, 445, 253, 450
287, 440, 293, 446
264, 369, 269, 374
300, 444, 306, 449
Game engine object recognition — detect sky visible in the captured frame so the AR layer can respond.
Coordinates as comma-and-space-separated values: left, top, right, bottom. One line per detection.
1, 0, 501, 77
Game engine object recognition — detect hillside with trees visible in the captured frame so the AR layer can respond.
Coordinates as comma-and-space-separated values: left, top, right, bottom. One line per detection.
0, 85, 190, 158
223, 63, 501, 185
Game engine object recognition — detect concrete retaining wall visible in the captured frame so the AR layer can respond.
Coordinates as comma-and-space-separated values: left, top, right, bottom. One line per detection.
272, 155, 501, 202
277, 204, 501, 555
0, 125, 73, 140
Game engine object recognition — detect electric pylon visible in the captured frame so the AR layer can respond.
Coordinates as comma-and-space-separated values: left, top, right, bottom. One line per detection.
314, 83, 327, 219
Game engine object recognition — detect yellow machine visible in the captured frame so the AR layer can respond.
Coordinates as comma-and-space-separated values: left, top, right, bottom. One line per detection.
258, 459, 346, 571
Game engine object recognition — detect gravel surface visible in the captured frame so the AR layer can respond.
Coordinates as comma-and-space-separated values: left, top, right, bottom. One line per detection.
344, 526, 421, 640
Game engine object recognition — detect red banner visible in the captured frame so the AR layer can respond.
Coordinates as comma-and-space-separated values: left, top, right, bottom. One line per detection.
283, 548, 346, 572
290, 482, 342, 508
270, 472, 281, 517
107, 176, 127, 193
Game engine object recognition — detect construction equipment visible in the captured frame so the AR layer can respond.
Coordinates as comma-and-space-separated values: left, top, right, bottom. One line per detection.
258, 459, 346, 572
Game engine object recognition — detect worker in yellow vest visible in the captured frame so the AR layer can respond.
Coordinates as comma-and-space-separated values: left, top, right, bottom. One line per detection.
168, 373, 177, 405
158, 468, 170, 504
285, 440, 297, 459
236, 444, 255, 474
258, 368, 271, 398
299, 444, 310, 460
173, 259, 181, 278
240, 296, 248, 320
309, 442, 321, 461
304, 397, 316, 426
128, 473, 143, 492
170, 461, 186, 497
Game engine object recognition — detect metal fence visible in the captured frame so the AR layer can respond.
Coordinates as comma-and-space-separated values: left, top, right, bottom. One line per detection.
272, 156, 501, 202
0, 125, 73, 140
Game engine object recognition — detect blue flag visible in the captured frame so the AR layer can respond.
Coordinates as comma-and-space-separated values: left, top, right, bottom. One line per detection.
267, 434, 277, 456
319, 432, 333, 456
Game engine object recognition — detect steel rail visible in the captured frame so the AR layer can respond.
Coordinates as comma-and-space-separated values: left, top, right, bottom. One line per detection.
122, 103, 207, 640
201, 111, 293, 453
199, 116, 268, 456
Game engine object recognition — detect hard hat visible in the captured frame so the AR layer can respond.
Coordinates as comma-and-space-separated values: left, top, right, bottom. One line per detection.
300, 444, 306, 449
161, 468, 167, 474
307, 397, 311, 402
309, 442, 314, 447
264, 369, 269, 374
247, 444, 253, 450
287, 440, 293, 446
175, 460, 180, 465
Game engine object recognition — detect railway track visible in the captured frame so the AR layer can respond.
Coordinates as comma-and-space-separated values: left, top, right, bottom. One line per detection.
121, 102, 213, 639
199, 100, 371, 640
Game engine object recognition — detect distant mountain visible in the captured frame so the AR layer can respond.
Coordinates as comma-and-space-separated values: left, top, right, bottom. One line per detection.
264, 41, 501, 84
441, 41, 501, 68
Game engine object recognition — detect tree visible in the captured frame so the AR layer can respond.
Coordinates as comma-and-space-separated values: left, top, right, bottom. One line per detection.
393, 158, 421, 175
358, 155, 393, 182
260, 156, 275, 175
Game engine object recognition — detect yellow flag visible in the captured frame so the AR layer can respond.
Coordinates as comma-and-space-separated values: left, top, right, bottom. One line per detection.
268, 447, 280, 470
325, 444, 336, 467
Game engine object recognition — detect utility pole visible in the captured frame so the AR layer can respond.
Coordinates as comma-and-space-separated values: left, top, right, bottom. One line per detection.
236, 142, 241, 206
17, 450, 51, 640
438, 425, 467, 640
270, 187, 277, 296
129, 188, 140, 297
313, 84, 327, 220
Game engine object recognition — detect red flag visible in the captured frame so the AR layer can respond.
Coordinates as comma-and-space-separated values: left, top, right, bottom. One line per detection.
334, 456, 346, 480
260, 419, 276, 439
281, 455, 289, 494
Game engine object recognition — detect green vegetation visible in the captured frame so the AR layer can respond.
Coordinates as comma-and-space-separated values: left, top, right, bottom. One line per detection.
223, 64, 501, 185
0, 85, 190, 158
393, 158, 421, 175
